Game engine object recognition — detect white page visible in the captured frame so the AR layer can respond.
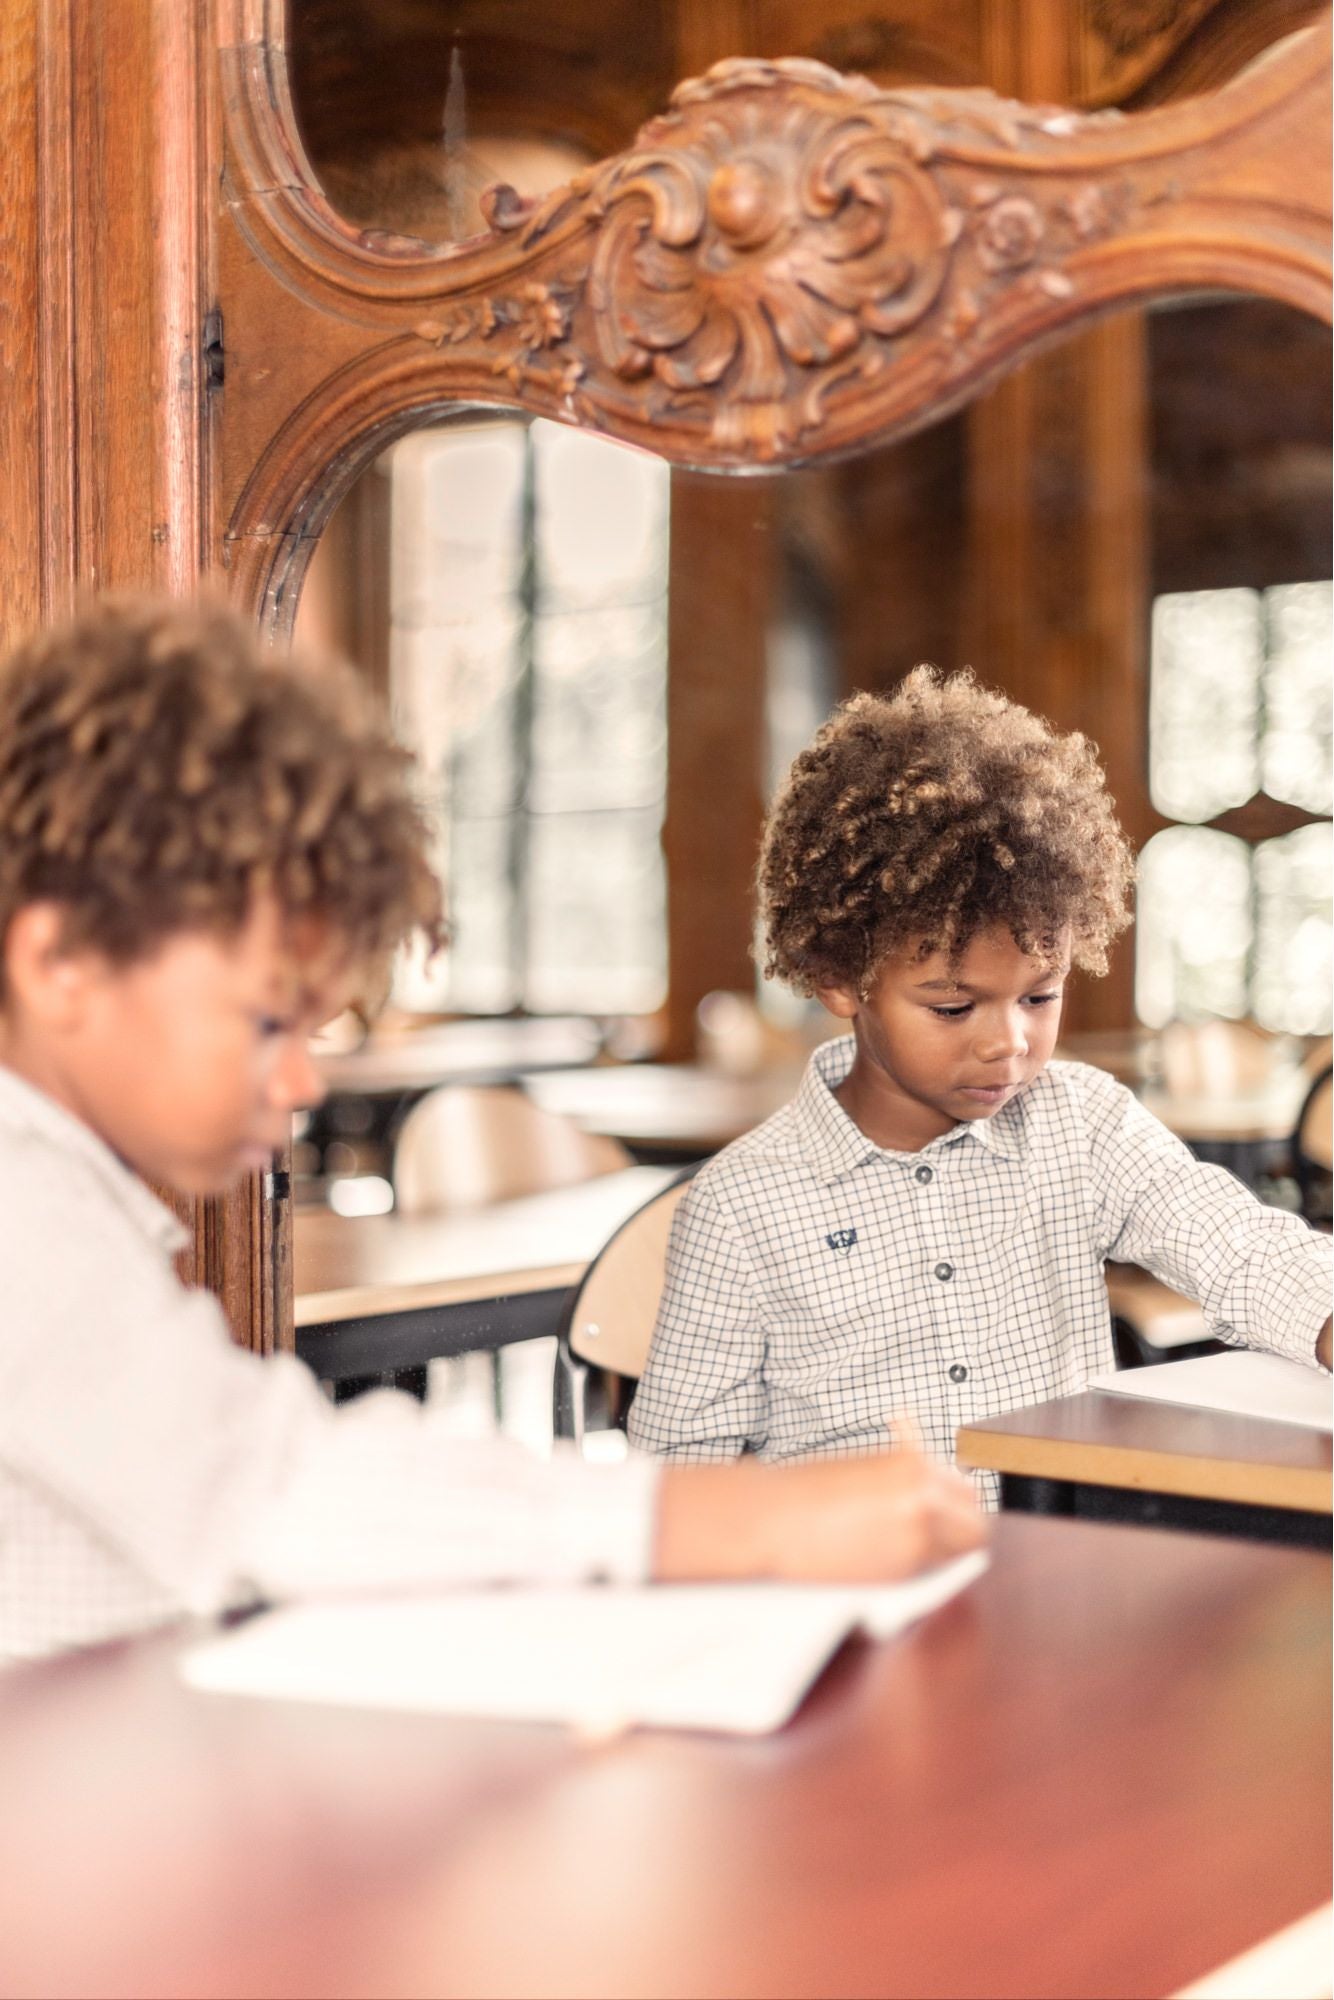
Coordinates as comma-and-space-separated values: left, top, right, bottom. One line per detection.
1088, 1350, 1333, 1433
181, 1551, 986, 1737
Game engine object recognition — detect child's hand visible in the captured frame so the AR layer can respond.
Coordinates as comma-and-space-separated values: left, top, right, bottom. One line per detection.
1318, 1317, 1331, 1372
653, 1447, 985, 1585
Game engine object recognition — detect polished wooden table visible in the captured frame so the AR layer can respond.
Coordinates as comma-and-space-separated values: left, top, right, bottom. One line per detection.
294, 1166, 679, 1378
315, 1014, 604, 1098
1139, 1072, 1308, 1145
526, 1056, 1307, 1169
958, 1390, 1334, 1546
524, 1062, 799, 1156
1, 1517, 1327, 2000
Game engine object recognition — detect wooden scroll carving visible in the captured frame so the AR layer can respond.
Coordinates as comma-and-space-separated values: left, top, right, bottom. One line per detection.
217, 5, 1331, 629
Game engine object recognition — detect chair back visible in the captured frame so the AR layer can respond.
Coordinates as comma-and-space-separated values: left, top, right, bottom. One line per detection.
1298, 1068, 1333, 1172
566, 1170, 697, 1375
1294, 1065, 1333, 1226
554, 1167, 698, 1442
393, 1084, 631, 1215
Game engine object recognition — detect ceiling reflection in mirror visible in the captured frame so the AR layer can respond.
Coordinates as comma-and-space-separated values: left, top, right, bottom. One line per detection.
283, 1, 1328, 255
287, 0, 674, 244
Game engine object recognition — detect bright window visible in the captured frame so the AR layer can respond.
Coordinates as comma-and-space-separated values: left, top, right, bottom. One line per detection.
1136, 582, 1332, 1032
388, 419, 669, 1016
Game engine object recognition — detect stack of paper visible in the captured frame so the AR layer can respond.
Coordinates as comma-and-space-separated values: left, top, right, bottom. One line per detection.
181, 1550, 987, 1737
1088, 1349, 1333, 1432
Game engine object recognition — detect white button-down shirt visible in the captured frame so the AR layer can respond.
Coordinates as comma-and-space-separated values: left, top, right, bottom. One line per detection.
0, 1066, 658, 1664
629, 1039, 1331, 1501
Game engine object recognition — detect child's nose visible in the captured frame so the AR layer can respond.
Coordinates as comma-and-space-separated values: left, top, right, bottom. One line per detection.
976, 1010, 1028, 1063
269, 1037, 327, 1112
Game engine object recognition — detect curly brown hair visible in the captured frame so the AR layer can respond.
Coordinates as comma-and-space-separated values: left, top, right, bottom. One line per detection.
759, 667, 1134, 995
0, 596, 446, 994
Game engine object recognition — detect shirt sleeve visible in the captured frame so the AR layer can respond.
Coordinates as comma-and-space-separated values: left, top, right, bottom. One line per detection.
0, 1145, 659, 1642
1081, 1068, 1332, 1368
627, 1177, 770, 1459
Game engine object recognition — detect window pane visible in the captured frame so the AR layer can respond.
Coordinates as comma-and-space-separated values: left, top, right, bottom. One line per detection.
442, 816, 523, 1015
525, 810, 666, 1015
1148, 589, 1261, 822
1135, 826, 1252, 1026
387, 419, 670, 1016
390, 425, 527, 622
391, 620, 525, 812
1262, 581, 1333, 814
531, 603, 667, 813
532, 421, 669, 612
1252, 824, 1332, 1034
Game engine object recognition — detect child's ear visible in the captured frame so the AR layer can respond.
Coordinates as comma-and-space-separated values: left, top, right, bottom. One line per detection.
816, 982, 860, 1022
4, 903, 98, 1028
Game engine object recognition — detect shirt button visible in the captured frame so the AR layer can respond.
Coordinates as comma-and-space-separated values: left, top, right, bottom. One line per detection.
915, 1165, 934, 1184
934, 1262, 954, 1282
948, 1363, 968, 1384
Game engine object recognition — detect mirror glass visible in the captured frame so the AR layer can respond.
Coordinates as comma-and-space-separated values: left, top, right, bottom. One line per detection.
287, 0, 674, 244
295, 297, 1331, 1078
284, 3, 1328, 249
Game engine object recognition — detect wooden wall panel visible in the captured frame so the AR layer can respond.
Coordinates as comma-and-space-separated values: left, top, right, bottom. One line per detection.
663, 476, 772, 1058
0, 0, 71, 649
963, 318, 1150, 1033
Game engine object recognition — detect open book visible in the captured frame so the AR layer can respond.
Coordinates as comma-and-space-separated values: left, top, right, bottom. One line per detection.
1088, 1349, 1333, 1433
181, 1550, 987, 1738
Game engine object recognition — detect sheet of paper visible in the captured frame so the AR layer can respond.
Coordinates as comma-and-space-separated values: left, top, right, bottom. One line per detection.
1088, 1350, 1333, 1433
181, 1551, 986, 1737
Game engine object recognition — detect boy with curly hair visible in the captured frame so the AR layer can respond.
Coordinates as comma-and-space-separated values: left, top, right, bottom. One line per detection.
629, 669, 1331, 1492
0, 601, 981, 1664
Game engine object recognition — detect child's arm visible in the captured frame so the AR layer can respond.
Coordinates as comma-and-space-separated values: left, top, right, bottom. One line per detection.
627, 1178, 769, 1459
2, 1156, 982, 1660
653, 1447, 984, 1581
1084, 1070, 1332, 1367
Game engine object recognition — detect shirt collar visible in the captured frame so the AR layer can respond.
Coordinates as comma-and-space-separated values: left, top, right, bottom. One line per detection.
793, 1035, 1027, 1183
0, 1064, 188, 1255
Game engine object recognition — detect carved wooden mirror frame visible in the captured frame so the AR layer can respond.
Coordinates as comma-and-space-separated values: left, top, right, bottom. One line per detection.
212, 0, 1331, 1350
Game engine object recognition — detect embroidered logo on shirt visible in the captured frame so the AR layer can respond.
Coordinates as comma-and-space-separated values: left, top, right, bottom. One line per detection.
825, 1227, 858, 1254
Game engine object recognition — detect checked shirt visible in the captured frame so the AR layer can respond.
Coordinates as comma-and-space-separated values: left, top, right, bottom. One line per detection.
628, 1038, 1331, 1504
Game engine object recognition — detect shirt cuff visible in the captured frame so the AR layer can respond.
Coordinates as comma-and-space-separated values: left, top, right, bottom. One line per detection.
1222, 1251, 1334, 1369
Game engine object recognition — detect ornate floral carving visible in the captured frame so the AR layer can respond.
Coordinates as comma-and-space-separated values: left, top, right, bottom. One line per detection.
221, 9, 1331, 505
414, 301, 496, 347
414, 281, 583, 392
975, 194, 1045, 271
581, 61, 958, 449
1062, 183, 1112, 242
511, 280, 567, 350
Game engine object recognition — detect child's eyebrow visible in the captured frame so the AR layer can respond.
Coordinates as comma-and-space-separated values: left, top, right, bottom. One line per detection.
913, 969, 1070, 993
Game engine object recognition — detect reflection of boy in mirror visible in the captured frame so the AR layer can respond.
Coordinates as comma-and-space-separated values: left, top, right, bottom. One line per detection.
629, 669, 1331, 1495
0, 600, 982, 1664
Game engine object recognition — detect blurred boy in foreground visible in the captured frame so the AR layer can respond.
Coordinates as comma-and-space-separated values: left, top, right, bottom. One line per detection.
0, 600, 980, 1663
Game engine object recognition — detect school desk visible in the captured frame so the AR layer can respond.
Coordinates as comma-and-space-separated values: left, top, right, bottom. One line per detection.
293, 1164, 678, 1379
523, 1061, 799, 1157
313, 1013, 604, 1098
524, 1059, 1307, 1176
957, 1390, 1334, 1546
0, 1517, 1327, 2000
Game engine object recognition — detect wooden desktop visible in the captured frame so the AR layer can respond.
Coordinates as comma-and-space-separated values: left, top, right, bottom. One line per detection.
294, 1165, 679, 1380
1, 1516, 1327, 2000
958, 1391, 1333, 1545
